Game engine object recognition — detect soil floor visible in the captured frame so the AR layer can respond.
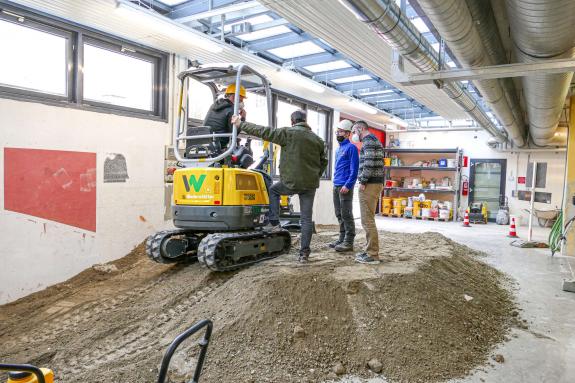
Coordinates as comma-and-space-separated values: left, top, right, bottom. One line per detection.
0, 228, 520, 383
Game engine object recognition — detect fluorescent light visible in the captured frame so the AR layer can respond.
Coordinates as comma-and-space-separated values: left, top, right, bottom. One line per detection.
332, 74, 371, 84
268, 41, 325, 59
303, 60, 351, 73
159, 0, 187, 5
115, 1, 223, 53
359, 89, 394, 96
350, 99, 378, 115
281, 69, 325, 93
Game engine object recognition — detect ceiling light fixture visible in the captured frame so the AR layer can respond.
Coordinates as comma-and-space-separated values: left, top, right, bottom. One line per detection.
115, 1, 224, 54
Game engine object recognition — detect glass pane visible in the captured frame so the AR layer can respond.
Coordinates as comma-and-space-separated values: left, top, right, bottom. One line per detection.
188, 78, 215, 120
473, 162, 502, 219
83, 44, 153, 110
0, 20, 67, 95
307, 109, 327, 140
243, 91, 269, 162
274, 101, 301, 175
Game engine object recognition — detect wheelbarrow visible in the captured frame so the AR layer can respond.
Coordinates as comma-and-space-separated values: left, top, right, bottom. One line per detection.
523, 208, 561, 228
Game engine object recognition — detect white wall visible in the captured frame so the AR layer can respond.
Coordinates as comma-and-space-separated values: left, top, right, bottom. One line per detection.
0, 98, 172, 303
391, 130, 567, 224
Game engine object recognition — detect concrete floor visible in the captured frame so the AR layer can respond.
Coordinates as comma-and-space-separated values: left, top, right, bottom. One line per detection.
341, 217, 575, 383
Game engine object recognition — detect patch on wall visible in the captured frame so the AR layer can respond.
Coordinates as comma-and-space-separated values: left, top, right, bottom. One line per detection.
4, 148, 97, 231
104, 153, 129, 183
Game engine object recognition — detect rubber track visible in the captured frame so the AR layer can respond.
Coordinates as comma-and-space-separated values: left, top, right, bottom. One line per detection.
146, 229, 189, 264
198, 230, 291, 272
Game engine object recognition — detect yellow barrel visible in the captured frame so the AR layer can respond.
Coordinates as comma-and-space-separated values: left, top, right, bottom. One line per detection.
393, 205, 403, 216
393, 197, 407, 207
381, 197, 392, 209
7, 369, 54, 383
413, 200, 421, 217
421, 200, 432, 209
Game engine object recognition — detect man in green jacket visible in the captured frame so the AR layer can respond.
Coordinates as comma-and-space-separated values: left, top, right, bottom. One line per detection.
231, 110, 328, 263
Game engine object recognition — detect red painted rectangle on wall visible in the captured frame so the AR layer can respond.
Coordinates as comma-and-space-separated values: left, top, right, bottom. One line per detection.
4, 148, 97, 231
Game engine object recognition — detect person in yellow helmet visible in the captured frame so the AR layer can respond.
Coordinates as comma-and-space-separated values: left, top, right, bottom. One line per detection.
202, 84, 247, 151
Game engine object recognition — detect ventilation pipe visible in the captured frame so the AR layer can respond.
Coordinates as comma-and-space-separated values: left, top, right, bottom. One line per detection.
415, 0, 526, 147
339, 0, 507, 143
506, 0, 575, 146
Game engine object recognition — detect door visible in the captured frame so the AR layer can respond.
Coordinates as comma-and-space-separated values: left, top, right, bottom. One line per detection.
469, 159, 506, 222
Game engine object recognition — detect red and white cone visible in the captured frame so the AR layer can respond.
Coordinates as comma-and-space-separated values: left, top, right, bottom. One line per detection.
462, 211, 471, 227
508, 217, 519, 238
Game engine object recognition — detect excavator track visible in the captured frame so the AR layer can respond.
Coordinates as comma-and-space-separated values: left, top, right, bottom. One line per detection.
197, 230, 291, 271
146, 229, 205, 264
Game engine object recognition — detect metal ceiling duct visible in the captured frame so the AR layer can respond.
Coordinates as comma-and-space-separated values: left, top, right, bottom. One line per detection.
506, 0, 575, 146
339, 0, 507, 142
415, 0, 526, 147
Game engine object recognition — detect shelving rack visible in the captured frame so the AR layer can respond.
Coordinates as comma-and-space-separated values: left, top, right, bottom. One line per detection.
382, 148, 463, 221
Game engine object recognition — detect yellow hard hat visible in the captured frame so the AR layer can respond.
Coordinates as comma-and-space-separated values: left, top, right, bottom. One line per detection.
225, 84, 247, 98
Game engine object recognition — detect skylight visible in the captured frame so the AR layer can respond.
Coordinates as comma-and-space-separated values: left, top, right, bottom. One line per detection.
412, 18, 429, 33
304, 60, 351, 73
237, 26, 292, 41
332, 74, 372, 84
267, 41, 325, 59
159, 0, 188, 5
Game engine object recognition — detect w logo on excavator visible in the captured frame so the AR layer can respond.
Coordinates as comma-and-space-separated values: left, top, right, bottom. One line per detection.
182, 174, 206, 193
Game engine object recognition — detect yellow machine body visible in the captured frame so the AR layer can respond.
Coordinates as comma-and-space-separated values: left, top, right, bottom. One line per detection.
6, 369, 53, 383
173, 167, 269, 206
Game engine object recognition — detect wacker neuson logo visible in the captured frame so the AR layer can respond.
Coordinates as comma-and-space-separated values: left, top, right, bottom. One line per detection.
182, 174, 206, 193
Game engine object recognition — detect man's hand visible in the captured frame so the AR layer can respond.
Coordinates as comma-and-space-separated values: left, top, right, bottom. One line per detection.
231, 114, 242, 128
340, 186, 350, 194
359, 184, 366, 191
239, 108, 247, 121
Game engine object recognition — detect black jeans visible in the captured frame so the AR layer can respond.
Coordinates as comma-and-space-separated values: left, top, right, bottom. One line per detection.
333, 185, 355, 243
269, 181, 316, 256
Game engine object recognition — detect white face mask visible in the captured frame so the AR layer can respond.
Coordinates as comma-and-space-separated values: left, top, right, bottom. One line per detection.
351, 133, 361, 143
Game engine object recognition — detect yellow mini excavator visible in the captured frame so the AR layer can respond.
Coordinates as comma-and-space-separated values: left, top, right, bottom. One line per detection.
146, 63, 290, 271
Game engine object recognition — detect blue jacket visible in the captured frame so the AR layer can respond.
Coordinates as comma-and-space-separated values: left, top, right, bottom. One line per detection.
333, 139, 359, 189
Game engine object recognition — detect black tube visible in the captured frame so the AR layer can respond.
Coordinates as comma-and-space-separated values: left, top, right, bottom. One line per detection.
0, 364, 46, 383
156, 319, 213, 383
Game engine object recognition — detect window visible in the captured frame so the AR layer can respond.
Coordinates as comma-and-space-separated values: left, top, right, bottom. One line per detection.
83, 42, 154, 111
188, 78, 215, 121
0, 18, 69, 96
0, 5, 168, 119
243, 91, 270, 161
307, 108, 329, 141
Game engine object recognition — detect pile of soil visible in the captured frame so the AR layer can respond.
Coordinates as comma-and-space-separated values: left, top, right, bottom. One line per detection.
0, 229, 517, 383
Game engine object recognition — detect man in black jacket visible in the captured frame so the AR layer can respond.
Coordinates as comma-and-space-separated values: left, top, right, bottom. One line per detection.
203, 84, 247, 151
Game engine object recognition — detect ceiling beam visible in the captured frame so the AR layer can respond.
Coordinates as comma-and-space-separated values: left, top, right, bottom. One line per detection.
170, 0, 261, 22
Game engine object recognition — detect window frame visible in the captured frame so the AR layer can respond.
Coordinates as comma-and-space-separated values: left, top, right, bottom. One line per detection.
0, 2, 169, 121
273, 91, 334, 180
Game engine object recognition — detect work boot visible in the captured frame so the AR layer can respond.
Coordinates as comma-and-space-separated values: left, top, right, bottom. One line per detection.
328, 239, 344, 248
334, 242, 354, 252
298, 250, 310, 263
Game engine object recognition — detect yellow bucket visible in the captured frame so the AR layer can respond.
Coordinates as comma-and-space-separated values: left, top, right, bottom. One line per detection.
393, 205, 403, 216
381, 197, 392, 208
384, 158, 391, 166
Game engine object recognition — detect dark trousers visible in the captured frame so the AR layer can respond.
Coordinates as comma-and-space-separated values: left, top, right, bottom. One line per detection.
269, 181, 316, 255
333, 186, 355, 243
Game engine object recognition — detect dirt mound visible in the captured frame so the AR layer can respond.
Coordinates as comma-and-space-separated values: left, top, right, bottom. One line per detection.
0, 230, 516, 383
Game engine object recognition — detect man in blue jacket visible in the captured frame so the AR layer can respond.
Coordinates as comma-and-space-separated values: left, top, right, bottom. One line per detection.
330, 119, 359, 252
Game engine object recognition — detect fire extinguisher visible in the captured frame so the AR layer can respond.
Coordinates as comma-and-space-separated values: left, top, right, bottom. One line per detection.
461, 175, 469, 196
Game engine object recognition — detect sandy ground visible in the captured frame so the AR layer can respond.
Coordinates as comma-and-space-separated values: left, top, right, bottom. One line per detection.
0, 228, 519, 383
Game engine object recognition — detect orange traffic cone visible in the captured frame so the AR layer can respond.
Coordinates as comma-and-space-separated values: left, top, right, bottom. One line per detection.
462, 211, 471, 227
508, 217, 519, 238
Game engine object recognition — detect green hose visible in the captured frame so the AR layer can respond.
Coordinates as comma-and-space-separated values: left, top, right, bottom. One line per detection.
549, 211, 563, 255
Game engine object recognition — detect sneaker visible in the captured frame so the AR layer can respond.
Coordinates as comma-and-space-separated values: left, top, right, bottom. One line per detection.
297, 253, 309, 263
328, 239, 343, 249
355, 253, 380, 264
334, 242, 354, 252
